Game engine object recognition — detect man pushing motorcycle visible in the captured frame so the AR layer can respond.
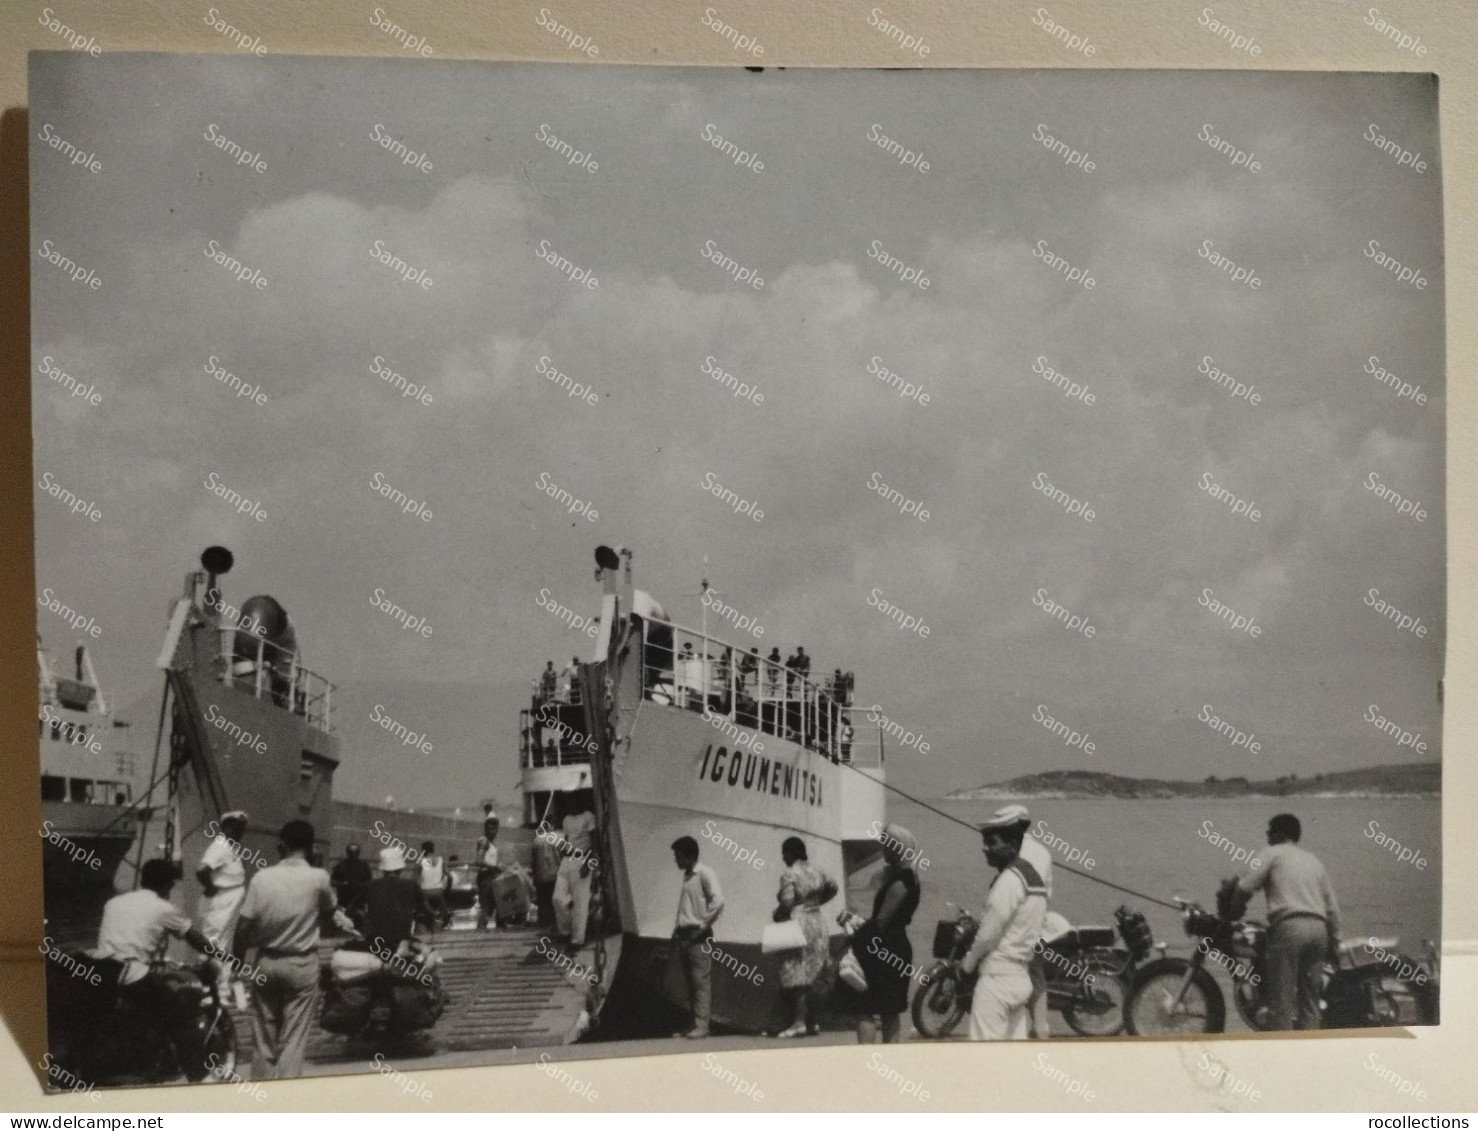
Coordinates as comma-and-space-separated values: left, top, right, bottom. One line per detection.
93, 858, 215, 1080
951, 805, 1048, 1040
1234, 812, 1342, 1030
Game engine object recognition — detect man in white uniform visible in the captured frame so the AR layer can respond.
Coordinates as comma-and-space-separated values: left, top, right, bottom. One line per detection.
1011, 807, 1055, 1038
196, 809, 249, 1002
553, 799, 598, 949
956, 806, 1048, 1040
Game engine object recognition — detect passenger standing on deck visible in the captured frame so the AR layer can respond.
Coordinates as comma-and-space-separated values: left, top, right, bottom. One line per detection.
560, 655, 580, 703
773, 836, 838, 1038
540, 661, 557, 699
955, 807, 1048, 1041
418, 842, 451, 929
553, 799, 597, 949
474, 817, 503, 931
1235, 812, 1342, 1030
670, 835, 724, 1039
234, 819, 337, 1079
196, 809, 249, 1004
851, 824, 922, 1044
764, 648, 783, 696
740, 647, 759, 693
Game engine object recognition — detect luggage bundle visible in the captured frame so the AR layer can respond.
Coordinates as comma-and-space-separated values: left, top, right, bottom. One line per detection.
318, 943, 446, 1035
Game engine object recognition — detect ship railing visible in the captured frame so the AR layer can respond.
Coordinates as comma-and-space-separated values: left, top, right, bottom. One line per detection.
520, 699, 595, 770
216, 627, 336, 733
528, 675, 583, 706
640, 618, 880, 767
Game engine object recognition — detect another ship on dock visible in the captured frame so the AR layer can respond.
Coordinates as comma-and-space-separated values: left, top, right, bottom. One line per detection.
521, 545, 889, 1034
139, 545, 342, 919
38, 638, 141, 890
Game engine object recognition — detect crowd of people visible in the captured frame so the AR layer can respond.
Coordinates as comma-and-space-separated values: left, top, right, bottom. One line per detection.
664, 822, 927, 1042
78, 800, 1342, 1082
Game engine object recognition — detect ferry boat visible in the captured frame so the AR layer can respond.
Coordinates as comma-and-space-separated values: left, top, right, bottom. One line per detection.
38, 638, 140, 890
141, 546, 340, 914
521, 545, 888, 1034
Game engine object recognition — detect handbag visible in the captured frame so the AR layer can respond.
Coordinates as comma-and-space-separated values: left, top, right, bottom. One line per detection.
838, 948, 869, 993
761, 919, 807, 953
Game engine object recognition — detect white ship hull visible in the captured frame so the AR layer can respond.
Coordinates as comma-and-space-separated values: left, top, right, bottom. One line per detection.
564, 549, 889, 1033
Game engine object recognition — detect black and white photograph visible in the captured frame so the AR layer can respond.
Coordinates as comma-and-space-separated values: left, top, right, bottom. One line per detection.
28, 46, 1443, 1100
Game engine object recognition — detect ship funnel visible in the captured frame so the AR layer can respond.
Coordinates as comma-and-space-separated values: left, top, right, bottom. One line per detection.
200, 545, 234, 620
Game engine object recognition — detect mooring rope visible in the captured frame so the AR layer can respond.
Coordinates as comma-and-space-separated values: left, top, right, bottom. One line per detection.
834, 756, 1183, 911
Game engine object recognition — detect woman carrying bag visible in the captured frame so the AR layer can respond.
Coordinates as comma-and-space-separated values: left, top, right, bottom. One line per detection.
851, 824, 922, 1043
771, 836, 838, 1038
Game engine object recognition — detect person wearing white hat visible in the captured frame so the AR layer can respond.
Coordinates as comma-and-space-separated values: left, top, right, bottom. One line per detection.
196, 809, 250, 1005
362, 844, 429, 957
954, 805, 1048, 1040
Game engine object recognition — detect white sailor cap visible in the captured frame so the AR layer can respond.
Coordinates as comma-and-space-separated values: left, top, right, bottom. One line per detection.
977, 804, 1031, 833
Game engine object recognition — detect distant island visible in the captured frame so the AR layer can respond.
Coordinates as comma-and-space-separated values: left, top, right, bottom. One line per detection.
947, 762, 1440, 800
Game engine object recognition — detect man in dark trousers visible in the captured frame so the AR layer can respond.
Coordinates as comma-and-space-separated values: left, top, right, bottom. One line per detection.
363, 846, 430, 955
1236, 813, 1342, 1030
93, 858, 215, 1080
329, 842, 372, 930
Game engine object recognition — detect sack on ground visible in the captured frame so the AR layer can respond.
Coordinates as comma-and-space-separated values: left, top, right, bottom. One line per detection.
319, 979, 373, 1034
390, 972, 445, 1031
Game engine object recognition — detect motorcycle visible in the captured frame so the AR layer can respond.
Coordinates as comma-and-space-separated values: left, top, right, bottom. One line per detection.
319, 932, 446, 1051
1124, 883, 1439, 1035
45, 955, 238, 1086
912, 904, 1157, 1038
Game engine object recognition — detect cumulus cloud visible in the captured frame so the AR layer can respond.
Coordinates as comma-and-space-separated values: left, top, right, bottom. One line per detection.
30, 58, 1443, 801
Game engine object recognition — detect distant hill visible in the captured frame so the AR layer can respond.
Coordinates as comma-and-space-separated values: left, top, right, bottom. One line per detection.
947, 762, 1440, 800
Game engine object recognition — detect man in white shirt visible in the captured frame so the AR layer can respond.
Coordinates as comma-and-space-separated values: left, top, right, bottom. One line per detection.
475, 816, 503, 930
670, 835, 724, 1039
418, 841, 450, 929
553, 800, 598, 947
234, 819, 337, 1079
560, 656, 581, 703
94, 858, 214, 1079
955, 807, 1048, 1040
196, 810, 249, 999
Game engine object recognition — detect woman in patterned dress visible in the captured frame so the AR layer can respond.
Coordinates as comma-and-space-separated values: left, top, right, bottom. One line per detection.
773, 836, 838, 1038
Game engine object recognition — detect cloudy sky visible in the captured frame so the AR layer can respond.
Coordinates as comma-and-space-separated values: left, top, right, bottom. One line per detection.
31, 55, 1443, 806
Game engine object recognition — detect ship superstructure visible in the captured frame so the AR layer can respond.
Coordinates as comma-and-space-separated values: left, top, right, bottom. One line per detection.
141, 546, 340, 915
520, 546, 888, 1032
38, 639, 140, 890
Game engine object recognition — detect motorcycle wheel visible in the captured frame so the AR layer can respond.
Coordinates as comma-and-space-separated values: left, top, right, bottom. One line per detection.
910, 964, 968, 1039
1124, 959, 1226, 1035
1232, 978, 1270, 1031
201, 1008, 238, 1080
1061, 955, 1130, 1038
1342, 970, 1438, 1028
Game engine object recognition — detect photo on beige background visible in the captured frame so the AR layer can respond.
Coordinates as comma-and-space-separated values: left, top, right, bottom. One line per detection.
29, 50, 1442, 1097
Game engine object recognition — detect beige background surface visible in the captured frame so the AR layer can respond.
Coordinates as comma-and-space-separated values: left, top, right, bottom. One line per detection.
1, 0, 1473, 1112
